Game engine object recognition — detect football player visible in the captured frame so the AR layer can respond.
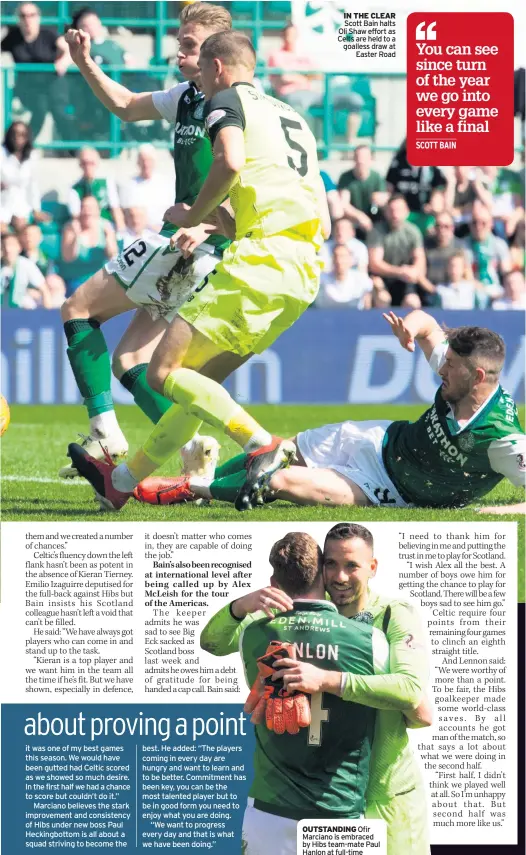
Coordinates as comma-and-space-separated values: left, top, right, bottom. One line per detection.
69, 30, 330, 510
139, 312, 525, 512
202, 524, 432, 855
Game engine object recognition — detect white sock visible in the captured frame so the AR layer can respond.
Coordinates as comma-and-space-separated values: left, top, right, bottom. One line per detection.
189, 476, 213, 500
89, 410, 121, 438
243, 430, 272, 453
111, 463, 139, 493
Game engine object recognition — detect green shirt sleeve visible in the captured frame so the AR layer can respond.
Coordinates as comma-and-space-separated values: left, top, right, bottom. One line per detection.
200, 602, 263, 656
342, 602, 429, 711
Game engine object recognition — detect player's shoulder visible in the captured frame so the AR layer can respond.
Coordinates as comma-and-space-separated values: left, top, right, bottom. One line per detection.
367, 590, 419, 623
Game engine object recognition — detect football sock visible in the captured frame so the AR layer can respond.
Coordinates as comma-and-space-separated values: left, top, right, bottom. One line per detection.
209, 470, 247, 503
90, 409, 121, 437
212, 452, 247, 479
164, 368, 272, 448
119, 363, 172, 424
127, 406, 202, 481
64, 318, 113, 418
111, 463, 139, 494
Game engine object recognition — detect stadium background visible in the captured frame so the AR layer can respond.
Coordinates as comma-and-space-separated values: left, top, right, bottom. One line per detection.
1, 1, 524, 565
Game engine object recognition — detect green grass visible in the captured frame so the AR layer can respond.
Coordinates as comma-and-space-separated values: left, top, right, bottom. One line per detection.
2, 404, 524, 599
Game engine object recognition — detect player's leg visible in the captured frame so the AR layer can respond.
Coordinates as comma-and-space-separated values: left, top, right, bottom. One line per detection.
70, 236, 319, 507
112, 309, 173, 424
115, 316, 272, 488
269, 466, 372, 506
60, 267, 136, 474
365, 784, 430, 855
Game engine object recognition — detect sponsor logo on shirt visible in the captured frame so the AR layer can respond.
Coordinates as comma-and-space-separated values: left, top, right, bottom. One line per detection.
517, 453, 526, 472
205, 109, 226, 129
425, 406, 469, 468
458, 432, 475, 452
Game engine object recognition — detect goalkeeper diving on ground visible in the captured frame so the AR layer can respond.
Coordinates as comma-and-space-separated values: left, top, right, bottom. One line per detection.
134, 310, 526, 513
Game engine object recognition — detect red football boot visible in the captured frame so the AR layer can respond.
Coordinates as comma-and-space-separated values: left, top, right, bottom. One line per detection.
68, 442, 131, 511
134, 476, 197, 506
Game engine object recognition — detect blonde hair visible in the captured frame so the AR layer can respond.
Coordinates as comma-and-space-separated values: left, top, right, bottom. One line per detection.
179, 2, 232, 33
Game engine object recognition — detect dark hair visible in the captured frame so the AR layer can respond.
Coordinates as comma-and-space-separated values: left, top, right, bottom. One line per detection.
3, 121, 33, 161
71, 6, 97, 29
200, 30, 256, 70
269, 532, 323, 597
324, 523, 374, 551
447, 326, 505, 374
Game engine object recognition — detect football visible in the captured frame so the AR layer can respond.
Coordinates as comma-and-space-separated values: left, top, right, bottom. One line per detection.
0, 395, 10, 436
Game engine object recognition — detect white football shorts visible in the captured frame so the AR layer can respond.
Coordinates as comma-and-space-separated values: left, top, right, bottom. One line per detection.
242, 800, 298, 855
106, 232, 219, 323
297, 419, 410, 507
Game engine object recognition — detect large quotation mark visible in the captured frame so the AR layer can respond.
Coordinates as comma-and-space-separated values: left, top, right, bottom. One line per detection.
415, 21, 437, 40
279, 117, 308, 177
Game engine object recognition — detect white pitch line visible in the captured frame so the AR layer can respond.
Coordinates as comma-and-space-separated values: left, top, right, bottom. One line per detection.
1, 475, 88, 486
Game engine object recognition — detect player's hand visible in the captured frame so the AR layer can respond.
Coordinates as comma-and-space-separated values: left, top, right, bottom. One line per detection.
383, 311, 416, 352
245, 642, 311, 734
207, 205, 236, 240
163, 203, 192, 227
65, 29, 91, 64
231, 587, 294, 619
170, 224, 210, 258
272, 659, 335, 694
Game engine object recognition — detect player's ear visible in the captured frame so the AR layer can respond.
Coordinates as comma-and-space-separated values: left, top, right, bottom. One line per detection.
269, 575, 278, 589
369, 558, 378, 579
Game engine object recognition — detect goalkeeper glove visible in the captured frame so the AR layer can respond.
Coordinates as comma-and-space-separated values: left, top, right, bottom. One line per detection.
244, 641, 311, 735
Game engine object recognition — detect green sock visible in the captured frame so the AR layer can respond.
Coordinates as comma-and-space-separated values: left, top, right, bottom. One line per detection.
213, 452, 248, 479
64, 318, 113, 417
120, 364, 172, 424
209, 470, 247, 503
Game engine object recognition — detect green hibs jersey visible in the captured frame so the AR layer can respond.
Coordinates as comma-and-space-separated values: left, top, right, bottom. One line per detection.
383, 341, 526, 508
345, 591, 428, 802
240, 601, 389, 819
151, 82, 229, 252
69, 176, 119, 222
204, 83, 324, 249
200, 591, 428, 803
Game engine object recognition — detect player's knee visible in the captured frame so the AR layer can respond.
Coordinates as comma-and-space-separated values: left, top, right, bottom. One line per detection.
61, 293, 81, 322
112, 350, 141, 380
146, 362, 167, 396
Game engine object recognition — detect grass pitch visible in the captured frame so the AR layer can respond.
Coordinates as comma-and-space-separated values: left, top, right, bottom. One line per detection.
2, 404, 524, 598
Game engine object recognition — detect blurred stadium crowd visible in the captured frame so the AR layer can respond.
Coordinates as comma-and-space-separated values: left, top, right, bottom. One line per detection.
1, 2, 525, 312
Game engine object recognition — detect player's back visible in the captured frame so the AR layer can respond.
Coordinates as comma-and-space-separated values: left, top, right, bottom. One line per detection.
240, 600, 389, 819
205, 84, 323, 245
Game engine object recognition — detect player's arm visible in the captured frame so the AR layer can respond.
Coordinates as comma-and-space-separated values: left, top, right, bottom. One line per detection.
65, 29, 162, 121
277, 602, 429, 712
405, 694, 433, 728
383, 309, 445, 361
316, 177, 332, 241
480, 434, 526, 513
200, 587, 293, 656
182, 90, 246, 228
